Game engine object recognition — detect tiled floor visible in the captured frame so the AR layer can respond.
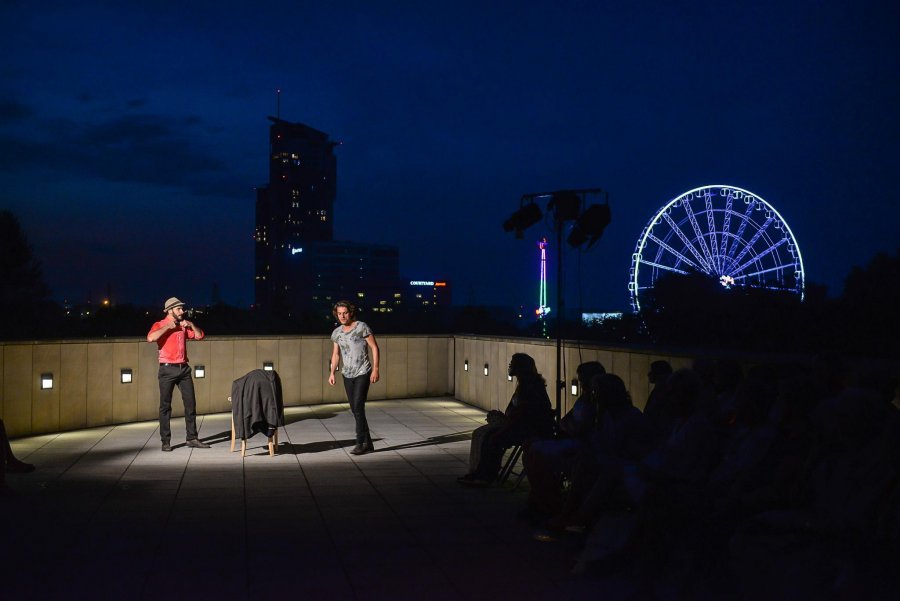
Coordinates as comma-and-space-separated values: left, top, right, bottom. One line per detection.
2, 398, 602, 600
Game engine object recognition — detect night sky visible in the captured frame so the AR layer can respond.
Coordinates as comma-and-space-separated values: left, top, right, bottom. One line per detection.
1, 1, 897, 314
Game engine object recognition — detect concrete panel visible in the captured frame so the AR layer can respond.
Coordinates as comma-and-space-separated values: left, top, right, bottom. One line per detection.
406, 338, 428, 396
629, 353, 651, 411
31, 344, 60, 434
233, 339, 257, 381
138, 342, 161, 421
60, 344, 88, 432
3, 346, 32, 436
426, 337, 449, 396
385, 337, 408, 399
209, 339, 235, 413
111, 343, 139, 424
610, 350, 631, 383
190, 340, 212, 414
86, 343, 113, 427
299, 338, 325, 404
277, 338, 302, 406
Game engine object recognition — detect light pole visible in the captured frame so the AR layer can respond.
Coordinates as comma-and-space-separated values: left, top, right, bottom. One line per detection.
503, 189, 611, 422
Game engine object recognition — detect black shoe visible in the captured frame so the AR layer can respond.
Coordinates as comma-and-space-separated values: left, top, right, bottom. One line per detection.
161, 442, 172, 452
349, 444, 364, 455
186, 439, 210, 449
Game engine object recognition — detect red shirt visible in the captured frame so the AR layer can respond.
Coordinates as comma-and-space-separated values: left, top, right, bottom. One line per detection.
148, 319, 202, 364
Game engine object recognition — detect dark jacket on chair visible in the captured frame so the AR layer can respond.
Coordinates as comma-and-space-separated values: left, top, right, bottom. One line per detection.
231, 369, 284, 439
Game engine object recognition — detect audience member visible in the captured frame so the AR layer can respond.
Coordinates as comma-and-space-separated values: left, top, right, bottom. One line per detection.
458, 353, 554, 486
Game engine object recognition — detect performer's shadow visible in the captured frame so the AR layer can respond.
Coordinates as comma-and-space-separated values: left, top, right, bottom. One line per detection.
276, 438, 361, 455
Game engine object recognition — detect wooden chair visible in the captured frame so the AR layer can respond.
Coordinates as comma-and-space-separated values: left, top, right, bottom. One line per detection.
229, 399, 279, 458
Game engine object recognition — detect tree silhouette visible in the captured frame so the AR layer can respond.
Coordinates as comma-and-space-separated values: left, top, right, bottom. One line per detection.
0, 210, 53, 339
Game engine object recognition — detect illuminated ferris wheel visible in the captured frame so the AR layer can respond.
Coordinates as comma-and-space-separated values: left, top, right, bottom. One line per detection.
628, 185, 805, 312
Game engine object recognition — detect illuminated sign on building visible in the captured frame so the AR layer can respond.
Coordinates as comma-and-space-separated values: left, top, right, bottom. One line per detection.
291, 248, 304, 255
409, 280, 447, 287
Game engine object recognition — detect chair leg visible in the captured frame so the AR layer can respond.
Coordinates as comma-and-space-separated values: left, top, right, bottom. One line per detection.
499, 445, 523, 484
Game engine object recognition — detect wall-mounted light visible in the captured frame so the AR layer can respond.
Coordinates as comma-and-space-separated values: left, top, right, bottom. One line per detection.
263, 362, 274, 371
571, 379, 579, 396
464, 359, 469, 372
483, 364, 489, 376
40, 373, 54, 390
507, 374, 512, 382
120, 368, 133, 384
194, 365, 206, 379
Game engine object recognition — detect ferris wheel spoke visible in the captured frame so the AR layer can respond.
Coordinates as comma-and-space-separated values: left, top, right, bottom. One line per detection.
729, 238, 788, 278
720, 192, 735, 261
683, 199, 717, 272
638, 259, 690, 275
731, 216, 774, 267
661, 212, 712, 272
704, 193, 721, 272
731, 263, 794, 281
647, 234, 703, 271
728, 202, 757, 260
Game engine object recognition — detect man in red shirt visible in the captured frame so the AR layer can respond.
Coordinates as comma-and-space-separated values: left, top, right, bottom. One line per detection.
147, 297, 210, 452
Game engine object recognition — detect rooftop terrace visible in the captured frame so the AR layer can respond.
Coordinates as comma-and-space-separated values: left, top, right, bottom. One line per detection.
3, 397, 604, 600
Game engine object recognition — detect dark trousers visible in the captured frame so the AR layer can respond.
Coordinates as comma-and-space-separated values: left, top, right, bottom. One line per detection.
343, 372, 372, 444
158, 364, 198, 443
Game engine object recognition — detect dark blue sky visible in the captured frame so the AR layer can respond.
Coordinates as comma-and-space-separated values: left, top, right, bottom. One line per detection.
1, 1, 897, 312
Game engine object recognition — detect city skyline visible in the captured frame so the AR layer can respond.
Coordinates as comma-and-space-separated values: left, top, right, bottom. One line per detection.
1, 2, 898, 313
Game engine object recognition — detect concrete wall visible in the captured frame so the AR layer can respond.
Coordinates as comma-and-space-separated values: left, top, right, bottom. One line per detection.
453, 335, 697, 415
0, 335, 454, 437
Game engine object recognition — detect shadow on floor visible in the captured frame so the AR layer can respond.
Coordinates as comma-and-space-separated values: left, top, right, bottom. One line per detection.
373, 431, 473, 453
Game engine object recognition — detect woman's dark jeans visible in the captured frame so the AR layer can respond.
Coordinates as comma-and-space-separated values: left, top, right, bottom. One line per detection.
343, 372, 372, 444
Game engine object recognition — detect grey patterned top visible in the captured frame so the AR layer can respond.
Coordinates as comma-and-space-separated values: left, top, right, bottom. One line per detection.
331, 321, 373, 378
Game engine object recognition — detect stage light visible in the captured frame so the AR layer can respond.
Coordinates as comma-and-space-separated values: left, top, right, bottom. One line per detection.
484, 364, 489, 376
120, 368, 133, 384
502, 203, 542, 239
568, 203, 611, 249
464, 359, 469, 372
263, 362, 274, 371
571, 379, 578, 396
41, 373, 54, 390
548, 190, 580, 221
507, 374, 512, 382
195, 365, 206, 378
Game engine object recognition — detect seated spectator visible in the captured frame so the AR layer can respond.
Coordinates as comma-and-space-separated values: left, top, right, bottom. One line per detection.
458, 353, 554, 486
522, 361, 606, 518
550, 373, 654, 530
1, 417, 35, 494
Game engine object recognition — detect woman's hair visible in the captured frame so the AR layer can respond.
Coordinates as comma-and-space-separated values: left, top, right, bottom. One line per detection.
332, 300, 357, 320
510, 353, 545, 386
591, 373, 632, 415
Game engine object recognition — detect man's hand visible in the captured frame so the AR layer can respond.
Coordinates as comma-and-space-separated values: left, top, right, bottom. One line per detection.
328, 373, 336, 386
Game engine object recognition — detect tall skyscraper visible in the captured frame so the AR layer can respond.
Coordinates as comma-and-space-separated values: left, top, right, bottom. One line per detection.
255, 117, 338, 314
254, 116, 403, 320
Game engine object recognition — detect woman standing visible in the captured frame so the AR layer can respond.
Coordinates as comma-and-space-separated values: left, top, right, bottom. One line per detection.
328, 301, 380, 455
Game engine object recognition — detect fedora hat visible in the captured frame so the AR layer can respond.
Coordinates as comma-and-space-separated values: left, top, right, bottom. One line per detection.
164, 297, 185, 312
